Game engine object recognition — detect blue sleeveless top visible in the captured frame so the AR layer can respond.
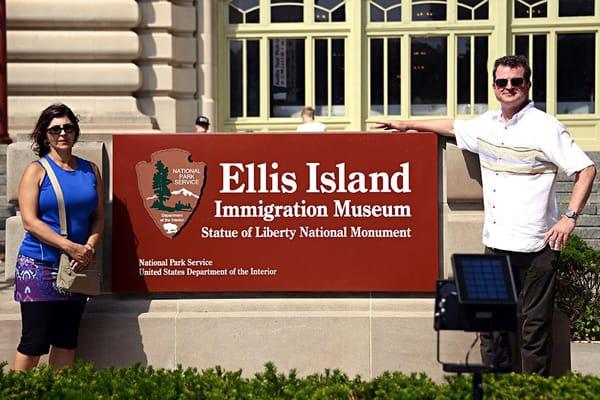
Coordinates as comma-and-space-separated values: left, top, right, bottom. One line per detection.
19, 155, 98, 263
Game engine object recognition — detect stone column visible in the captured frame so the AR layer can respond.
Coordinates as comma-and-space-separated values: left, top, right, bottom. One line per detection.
197, 0, 216, 131
136, 0, 197, 133
6, 0, 154, 135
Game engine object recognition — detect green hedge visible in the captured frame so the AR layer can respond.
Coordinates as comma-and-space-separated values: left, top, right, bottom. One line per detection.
1, 362, 599, 400
556, 235, 600, 341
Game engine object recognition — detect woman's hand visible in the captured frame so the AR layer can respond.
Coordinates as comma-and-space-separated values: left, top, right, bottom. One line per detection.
64, 242, 93, 268
70, 259, 87, 273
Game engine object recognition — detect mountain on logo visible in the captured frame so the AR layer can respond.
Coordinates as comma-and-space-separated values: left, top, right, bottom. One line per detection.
172, 188, 200, 199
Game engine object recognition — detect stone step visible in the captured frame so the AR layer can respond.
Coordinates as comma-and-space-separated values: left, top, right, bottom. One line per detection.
558, 203, 597, 215
0, 196, 12, 204
586, 151, 600, 162
0, 175, 7, 195
556, 172, 600, 183
573, 227, 600, 239
554, 181, 600, 193
0, 194, 17, 230
0, 202, 15, 219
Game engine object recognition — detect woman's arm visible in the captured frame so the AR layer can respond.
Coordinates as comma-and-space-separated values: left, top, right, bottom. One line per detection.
87, 162, 105, 246
18, 162, 92, 266
71, 162, 105, 272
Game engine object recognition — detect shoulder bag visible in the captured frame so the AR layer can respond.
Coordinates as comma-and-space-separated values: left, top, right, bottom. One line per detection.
39, 158, 101, 296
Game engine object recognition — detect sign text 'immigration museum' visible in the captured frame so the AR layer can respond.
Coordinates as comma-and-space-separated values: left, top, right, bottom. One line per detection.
112, 133, 438, 292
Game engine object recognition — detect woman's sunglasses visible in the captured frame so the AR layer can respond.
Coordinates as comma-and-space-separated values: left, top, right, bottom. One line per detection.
47, 123, 76, 135
494, 77, 526, 88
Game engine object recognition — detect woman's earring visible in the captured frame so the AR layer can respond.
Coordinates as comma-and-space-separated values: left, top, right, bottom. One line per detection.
43, 139, 49, 146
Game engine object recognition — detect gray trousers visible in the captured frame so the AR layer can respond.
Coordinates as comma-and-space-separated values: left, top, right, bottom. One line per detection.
480, 245, 559, 376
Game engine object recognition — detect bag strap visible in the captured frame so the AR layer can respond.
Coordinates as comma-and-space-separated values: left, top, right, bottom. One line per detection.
38, 157, 68, 238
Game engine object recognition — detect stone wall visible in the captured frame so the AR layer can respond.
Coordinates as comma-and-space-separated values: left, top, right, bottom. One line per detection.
557, 152, 600, 249
5, 0, 205, 135
135, 0, 200, 133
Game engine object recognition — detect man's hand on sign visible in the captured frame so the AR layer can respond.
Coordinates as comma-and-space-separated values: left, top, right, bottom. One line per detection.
375, 119, 455, 137
375, 120, 410, 132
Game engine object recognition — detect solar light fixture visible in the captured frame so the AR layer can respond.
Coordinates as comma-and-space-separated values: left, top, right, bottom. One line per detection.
434, 254, 518, 400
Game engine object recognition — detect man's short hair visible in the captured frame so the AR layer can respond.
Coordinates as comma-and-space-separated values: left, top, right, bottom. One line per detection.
493, 55, 532, 82
301, 106, 315, 119
195, 116, 210, 126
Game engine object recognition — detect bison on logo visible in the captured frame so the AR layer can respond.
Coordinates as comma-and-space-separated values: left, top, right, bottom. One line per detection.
135, 149, 206, 238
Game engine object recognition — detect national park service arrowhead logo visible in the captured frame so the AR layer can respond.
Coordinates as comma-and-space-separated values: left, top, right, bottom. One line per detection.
136, 149, 206, 238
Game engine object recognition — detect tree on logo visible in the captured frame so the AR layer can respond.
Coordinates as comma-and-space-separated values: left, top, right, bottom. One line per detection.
151, 160, 172, 210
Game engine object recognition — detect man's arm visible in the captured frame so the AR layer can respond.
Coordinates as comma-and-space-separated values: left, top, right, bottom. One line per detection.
544, 164, 597, 249
375, 119, 456, 137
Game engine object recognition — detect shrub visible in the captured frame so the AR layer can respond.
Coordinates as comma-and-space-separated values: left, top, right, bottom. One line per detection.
556, 235, 600, 341
1, 362, 599, 400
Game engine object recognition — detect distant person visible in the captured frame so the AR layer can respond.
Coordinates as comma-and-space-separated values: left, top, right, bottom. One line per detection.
12, 103, 104, 371
195, 116, 210, 133
296, 106, 326, 132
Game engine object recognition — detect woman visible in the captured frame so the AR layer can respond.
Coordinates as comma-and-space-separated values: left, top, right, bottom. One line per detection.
12, 103, 104, 371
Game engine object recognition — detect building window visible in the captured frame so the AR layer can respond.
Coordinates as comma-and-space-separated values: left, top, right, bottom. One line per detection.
559, 0, 595, 17
271, 0, 304, 23
270, 39, 305, 117
370, 0, 402, 22
412, 0, 446, 21
315, 0, 346, 22
515, 34, 547, 111
230, 40, 261, 118
514, 0, 547, 18
229, 0, 260, 24
369, 37, 401, 116
457, 0, 488, 20
218, 1, 599, 142
411, 36, 447, 115
457, 36, 488, 115
557, 33, 595, 114
315, 38, 346, 116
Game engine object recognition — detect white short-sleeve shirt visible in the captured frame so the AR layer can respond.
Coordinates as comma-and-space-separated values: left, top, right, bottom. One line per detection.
453, 101, 594, 252
297, 121, 326, 132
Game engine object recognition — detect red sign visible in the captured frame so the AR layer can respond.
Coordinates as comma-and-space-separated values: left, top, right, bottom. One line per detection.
112, 133, 438, 292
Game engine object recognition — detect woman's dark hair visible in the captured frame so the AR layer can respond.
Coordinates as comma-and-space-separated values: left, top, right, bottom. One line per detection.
30, 103, 80, 157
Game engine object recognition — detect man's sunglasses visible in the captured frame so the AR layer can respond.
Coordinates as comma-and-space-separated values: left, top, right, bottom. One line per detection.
494, 77, 526, 88
47, 123, 76, 135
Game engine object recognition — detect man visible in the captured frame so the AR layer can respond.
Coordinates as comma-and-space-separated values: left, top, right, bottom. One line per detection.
297, 106, 326, 132
377, 55, 596, 376
195, 116, 210, 133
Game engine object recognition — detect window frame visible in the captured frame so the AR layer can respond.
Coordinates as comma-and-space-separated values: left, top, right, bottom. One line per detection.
219, 0, 352, 131
216, 0, 600, 137
511, 3, 599, 118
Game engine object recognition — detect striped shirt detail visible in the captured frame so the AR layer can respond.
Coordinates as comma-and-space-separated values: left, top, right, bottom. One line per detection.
477, 137, 558, 175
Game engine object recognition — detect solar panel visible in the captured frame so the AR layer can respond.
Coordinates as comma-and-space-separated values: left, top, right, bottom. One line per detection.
451, 254, 517, 305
